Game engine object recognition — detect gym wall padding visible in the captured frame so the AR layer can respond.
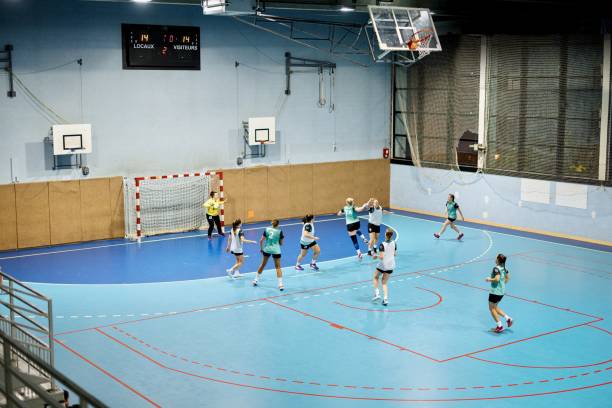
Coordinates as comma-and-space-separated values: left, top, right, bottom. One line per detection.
267, 166, 292, 220
109, 177, 125, 238
288, 164, 314, 218
245, 167, 269, 222
0, 184, 17, 251
353, 159, 390, 206
49, 180, 82, 245
313, 161, 356, 215
221, 169, 245, 224
374, 159, 391, 206
80, 178, 112, 241
15, 182, 51, 249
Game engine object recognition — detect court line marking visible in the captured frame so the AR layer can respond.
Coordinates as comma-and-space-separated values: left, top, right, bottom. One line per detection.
37, 228, 490, 321
334, 287, 442, 313
17, 215, 397, 286
89, 327, 612, 402
389, 211, 612, 254
0, 217, 346, 260
46, 224, 488, 322
55, 338, 161, 407
53, 252, 500, 336
107, 325, 612, 391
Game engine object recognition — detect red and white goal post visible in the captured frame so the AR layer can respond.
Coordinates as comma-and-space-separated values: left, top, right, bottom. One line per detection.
124, 171, 224, 241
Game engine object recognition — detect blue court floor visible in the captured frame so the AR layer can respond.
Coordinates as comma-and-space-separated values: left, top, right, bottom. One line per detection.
0, 211, 610, 407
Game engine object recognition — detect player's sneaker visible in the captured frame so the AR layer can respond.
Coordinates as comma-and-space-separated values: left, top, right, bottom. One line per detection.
295, 264, 304, 271
279, 285, 284, 291
357, 250, 363, 260
494, 325, 504, 333
372, 294, 381, 302
434, 233, 440, 239
252, 279, 258, 287
506, 317, 513, 328
233, 270, 241, 278
457, 233, 464, 240
226, 269, 234, 279
382, 299, 388, 306
310, 263, 319, 271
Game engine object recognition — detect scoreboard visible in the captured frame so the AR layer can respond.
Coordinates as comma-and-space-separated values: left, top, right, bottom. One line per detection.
122, 24, 200, 70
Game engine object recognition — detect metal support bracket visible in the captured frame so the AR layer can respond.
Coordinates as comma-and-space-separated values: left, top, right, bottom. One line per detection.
285, 52, 336, 95
0, 44, 16, 98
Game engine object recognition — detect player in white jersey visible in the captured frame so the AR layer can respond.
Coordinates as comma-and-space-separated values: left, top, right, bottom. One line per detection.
225, 219, 255, 279
366, 199, 391, 258
372, 230, 396, 306
295, 214, 320, 271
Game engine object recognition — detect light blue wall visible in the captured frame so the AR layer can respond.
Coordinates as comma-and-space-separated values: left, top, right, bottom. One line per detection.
390, 164, 612, 243
0, 0, 389, 183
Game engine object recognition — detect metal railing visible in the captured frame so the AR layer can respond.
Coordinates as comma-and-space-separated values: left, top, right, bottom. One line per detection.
0, 329, 109, 408
0, 268, 54, 369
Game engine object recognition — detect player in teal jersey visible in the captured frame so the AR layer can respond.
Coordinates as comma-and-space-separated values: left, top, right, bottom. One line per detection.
337, 197, 373, 260
253, 219, 285, 291
485, 254, 513, 333
434, 194, 465, 240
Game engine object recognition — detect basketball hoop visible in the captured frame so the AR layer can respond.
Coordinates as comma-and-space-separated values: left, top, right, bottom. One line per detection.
406, 29, 434, 59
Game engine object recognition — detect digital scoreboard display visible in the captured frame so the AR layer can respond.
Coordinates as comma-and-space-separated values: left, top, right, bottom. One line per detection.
122, 24, 200, 70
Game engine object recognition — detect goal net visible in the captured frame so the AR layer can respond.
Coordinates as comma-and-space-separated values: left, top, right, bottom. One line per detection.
124, 171, 223, 240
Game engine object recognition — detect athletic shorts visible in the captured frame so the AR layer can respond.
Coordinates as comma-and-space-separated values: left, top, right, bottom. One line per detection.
262, 251, 281, 259
447, 217, 457, 223
300, 241, 317, 250
346, 221, 361, 232
376, 268, 393, 274
488, 294, 504, 304
231, 251, 243, 256
368, 223, 381, 234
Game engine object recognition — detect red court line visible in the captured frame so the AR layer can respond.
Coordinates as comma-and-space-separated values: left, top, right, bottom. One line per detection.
533, 250, 612, 269
264, 298, 441, 362
94, 327, 612, 403
54, 338, 161, 407
111, 325, 612, 392
588, 325, 612, 336
334, 287, 442, 313
421, 273, 603, 320
515, 254, 612, 279
55, 255, 503, 337
440, 320, 602, 363
466, 355, 612, 370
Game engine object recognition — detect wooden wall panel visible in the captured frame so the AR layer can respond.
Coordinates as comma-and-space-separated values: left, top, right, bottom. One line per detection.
373, 159, 391, 206
267, 166, 292, 220
352, 159, 390, 206
0, 184, 17, 251
244, 167, 268, 222
80, 178, 112, 241
313, 161, 355, 214
109, 177, 125, 238
221, 169, 245, 224
49, 180, 82, 245
16, 183, 50, 248
288, 164, 313, 217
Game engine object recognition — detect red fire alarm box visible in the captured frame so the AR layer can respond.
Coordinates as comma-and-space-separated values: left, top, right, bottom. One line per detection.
383, 147, 390, 159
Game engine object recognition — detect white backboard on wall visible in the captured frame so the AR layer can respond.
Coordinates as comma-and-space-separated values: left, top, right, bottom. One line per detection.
52, 124, 92, 155
248, 117, 276, 146
555, 182, 588, 209
520, 178, 550, 204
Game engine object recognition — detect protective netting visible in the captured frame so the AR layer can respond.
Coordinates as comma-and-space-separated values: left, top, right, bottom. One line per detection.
486, 34, 603, 182
393, 35, 481, 170
124, 174, 222, 239
394, 34, 608, 184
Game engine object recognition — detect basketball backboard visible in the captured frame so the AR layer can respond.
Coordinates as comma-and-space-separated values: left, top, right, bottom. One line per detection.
368, 6, 441, 53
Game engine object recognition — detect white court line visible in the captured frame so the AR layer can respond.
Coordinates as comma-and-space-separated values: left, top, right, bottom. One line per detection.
0, 217, 346, 261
